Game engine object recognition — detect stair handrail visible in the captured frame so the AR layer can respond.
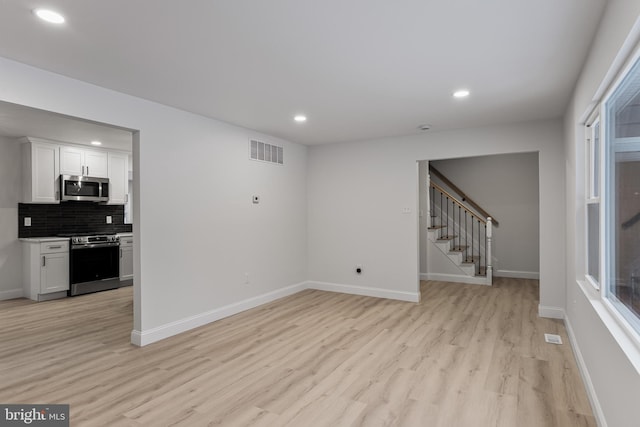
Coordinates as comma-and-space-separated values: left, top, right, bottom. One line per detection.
431, 181, 487, 224
429, 165, 499, 226
429, 181, 493, 285
622, 211, 640, 229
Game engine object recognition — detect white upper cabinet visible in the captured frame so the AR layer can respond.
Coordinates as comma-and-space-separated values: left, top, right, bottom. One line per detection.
108, 152, 128, 205
21, 137, 60, 204
21, 138, 130, 204
59, 145, 83, 176
60, 146, 108, 178
84, 149, 108, 177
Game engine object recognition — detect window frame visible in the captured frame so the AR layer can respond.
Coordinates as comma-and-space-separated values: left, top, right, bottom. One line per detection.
587, 119, 601, 200
585, 118, 601, 290
591, 44, 640, 349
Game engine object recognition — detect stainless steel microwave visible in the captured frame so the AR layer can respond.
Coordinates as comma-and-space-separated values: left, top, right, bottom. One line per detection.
60, 175, 110, 202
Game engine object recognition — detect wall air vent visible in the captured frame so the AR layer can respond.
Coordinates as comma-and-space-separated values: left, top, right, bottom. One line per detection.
249, 139, 283, 165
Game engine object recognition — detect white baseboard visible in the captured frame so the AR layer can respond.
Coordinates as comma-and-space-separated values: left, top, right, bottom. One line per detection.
130, 281, 307, 347
307, 281, 420, 302
564, 316, 608, 427
0, 288, 23, 301
538, 305, 565, 319
130, 280, 422, 347
494, 269, 540, 280
422, 273, 488, 286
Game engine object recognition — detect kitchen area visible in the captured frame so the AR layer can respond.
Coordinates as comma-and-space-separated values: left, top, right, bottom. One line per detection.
0, 100, 135, 306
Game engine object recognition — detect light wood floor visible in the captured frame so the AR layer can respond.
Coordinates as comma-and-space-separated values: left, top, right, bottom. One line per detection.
0, 279, 595, 426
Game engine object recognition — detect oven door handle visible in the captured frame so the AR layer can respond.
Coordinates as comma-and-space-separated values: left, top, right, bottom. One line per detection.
71, 243, 120, 250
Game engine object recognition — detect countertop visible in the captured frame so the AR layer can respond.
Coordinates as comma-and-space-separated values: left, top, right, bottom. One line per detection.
20, 233, 132, 242
20, 237, 70, 243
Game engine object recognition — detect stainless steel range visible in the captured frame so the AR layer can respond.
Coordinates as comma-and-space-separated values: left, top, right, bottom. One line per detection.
61, 233, 120, 296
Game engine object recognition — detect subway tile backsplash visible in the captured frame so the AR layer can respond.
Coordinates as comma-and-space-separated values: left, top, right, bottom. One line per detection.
18, 202, 132, 238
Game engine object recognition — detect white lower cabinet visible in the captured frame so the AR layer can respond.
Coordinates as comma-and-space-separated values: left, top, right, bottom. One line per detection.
119, 234, 133, 283
22, 239, 70, 301
40, 252, 69, 294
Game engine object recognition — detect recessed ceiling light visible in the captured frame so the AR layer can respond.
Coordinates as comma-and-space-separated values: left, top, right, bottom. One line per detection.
453, 89, 470, 98
294, 115, 307, 123
418, 124, 431, 131
33, 9, 65, 24
91, 141, 102, 146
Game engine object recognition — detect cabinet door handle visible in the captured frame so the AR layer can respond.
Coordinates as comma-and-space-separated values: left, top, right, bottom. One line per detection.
120, 249, 123, 258
87, 166, 89, 175
48, 245, 62, 249
82, 165, 85, 176
42, 256, 46, 267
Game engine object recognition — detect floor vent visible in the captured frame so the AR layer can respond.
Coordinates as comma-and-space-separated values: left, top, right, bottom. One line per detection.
249, 139, 283, 165
544, 333, 563, 345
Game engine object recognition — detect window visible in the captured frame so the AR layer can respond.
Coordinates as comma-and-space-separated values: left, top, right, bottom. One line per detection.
586, 121, 600, 287
603, 56, 640, 334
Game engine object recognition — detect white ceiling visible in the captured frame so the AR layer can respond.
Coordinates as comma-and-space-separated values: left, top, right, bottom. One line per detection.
0, 101, 133, 151
0, 1, 606, 145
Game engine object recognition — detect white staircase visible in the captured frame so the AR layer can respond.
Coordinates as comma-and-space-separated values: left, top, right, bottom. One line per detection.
426, 173, 493, 286
427, 227, 488, 284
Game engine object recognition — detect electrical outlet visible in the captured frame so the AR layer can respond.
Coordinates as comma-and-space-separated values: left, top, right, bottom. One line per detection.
252, 195, 260, 204
106, 216, 112, 224
244, 272, 250, 284
24, 217, 31, 227
402, 207, 411, 214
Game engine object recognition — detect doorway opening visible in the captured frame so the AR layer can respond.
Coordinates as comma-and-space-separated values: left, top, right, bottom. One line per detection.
0, 100, 140, 344
417, 152, 540, 289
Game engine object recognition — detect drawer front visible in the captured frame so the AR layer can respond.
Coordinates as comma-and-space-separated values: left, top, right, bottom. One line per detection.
40, 241, 69, 254
120, 239, 133, 247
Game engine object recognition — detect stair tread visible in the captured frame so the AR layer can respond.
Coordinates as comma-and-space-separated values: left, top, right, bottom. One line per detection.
437, 235, 456, 241
450, 246, 468, 252
428, 226, 445, 230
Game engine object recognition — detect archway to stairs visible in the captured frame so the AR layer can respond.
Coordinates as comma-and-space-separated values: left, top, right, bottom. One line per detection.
418, 152, 540, 285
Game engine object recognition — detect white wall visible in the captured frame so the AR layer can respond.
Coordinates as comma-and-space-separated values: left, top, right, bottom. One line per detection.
418, 161, 429, 275
0, 135, 22, 299
308, 119, 564, 312
427, 153, 540, 277
0, 57, 308, 343
564, 1, 640, 426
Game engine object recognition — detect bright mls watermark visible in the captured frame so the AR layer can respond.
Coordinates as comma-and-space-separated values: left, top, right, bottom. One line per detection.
0, 405, 68, 426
